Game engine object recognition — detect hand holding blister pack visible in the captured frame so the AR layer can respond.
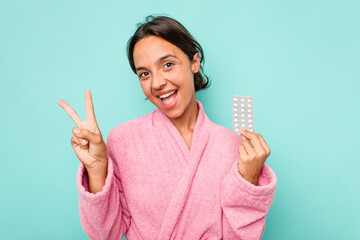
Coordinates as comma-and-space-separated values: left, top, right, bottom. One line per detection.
232, 95, 255, 134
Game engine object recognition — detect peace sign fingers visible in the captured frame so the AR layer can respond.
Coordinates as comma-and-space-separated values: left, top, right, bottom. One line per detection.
85, 90, 97, 124
57, 99, 83, 126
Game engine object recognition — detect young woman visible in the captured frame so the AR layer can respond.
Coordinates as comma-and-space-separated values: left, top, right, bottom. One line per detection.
58, 15, 277, 240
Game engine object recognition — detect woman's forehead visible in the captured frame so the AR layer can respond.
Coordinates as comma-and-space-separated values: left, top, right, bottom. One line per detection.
133, 36, 183, 66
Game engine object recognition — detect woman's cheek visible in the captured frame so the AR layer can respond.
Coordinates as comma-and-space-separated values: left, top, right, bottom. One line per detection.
165, 70, 178, 82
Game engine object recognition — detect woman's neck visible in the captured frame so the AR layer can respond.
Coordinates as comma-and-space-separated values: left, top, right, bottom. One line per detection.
170, 92, 199, 135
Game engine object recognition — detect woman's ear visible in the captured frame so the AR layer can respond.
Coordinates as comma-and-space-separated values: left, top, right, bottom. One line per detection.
191, 52, 200, 73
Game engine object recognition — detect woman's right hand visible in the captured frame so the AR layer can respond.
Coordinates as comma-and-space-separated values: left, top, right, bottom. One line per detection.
57, 90, 108, 178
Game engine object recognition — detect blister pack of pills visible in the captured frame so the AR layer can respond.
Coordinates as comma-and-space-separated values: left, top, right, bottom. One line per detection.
232, 95, 255, 134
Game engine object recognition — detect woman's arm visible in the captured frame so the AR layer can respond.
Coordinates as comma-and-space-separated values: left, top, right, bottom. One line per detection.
76, 131, 131, 240
221, 161, 277, 240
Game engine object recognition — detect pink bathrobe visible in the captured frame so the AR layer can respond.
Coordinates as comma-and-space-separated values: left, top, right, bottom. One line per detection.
76, 100, 277, 240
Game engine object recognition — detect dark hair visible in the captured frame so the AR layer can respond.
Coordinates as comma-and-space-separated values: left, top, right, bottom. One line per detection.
126, 15, 211, 93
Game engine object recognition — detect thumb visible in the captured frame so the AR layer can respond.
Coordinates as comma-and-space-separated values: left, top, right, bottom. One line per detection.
73, 127, 101, 144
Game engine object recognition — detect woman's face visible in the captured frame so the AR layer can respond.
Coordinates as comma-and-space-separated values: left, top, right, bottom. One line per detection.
133, 35, 200, 120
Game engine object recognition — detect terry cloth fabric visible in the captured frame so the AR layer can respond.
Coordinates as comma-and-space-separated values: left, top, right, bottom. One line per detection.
76, 99, 277, 240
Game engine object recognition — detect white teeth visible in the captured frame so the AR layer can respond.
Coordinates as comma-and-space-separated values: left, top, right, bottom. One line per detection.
160, 90, 176, 99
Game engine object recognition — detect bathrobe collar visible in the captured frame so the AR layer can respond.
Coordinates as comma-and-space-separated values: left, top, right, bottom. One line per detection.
154, 99, 213, 239
154, 99, 211, 161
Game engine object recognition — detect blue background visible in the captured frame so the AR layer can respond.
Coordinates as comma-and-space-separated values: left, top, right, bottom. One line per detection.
1, 0, 359, 239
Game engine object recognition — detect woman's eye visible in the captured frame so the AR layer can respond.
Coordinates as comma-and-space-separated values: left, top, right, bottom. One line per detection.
139, 72, 148, 78
164, 62, 173, 68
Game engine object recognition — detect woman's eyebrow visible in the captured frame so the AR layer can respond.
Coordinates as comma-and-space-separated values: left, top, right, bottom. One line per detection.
158, 54, 177, 62
136, 54, 178, 72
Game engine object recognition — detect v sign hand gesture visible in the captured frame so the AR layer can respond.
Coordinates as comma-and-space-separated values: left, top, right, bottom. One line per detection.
58, 90, 108, 192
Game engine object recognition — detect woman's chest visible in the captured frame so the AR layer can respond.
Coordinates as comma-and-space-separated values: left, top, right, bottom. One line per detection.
119, 144, 230, 227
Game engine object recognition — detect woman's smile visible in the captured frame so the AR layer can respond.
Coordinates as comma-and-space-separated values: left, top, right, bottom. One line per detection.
158, 89, 178, 110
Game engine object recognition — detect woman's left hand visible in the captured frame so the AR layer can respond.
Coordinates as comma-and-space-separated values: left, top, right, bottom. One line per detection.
237, 128, 271, 186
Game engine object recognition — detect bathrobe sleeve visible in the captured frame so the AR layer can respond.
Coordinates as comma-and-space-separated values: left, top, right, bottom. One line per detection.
221, 160, 277, 240
76, 130, 131, 240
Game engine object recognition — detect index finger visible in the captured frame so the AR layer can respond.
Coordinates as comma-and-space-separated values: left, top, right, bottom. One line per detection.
239, 128, 264, 151
85, 90, 97, 123
57, 99, 83, 126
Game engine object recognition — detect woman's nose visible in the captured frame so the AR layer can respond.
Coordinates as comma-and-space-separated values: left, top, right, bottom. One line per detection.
151, 71, 167, 89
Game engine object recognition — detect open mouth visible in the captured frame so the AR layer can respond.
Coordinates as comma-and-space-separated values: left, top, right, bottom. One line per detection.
158, 89, 178, 109
159, 90, 177, 102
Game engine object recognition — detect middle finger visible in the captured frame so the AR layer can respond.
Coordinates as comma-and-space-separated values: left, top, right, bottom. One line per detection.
58, 99, 83, 126
241, 136, 256, 156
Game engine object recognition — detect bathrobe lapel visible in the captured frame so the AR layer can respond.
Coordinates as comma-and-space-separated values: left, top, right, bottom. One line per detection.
154, 100, 211, 240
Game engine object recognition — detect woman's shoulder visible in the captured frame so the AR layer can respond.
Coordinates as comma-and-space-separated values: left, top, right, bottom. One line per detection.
107, 110, 155, 140
210, 121, 242, 146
